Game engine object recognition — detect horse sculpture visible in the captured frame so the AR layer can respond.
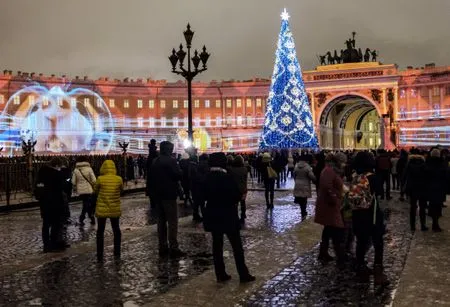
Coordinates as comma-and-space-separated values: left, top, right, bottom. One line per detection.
333, 50, 341, 64
364, 48, 371, 62
371, 50, 378, 62
319, 55, 326, 66
326, 52, 335, 65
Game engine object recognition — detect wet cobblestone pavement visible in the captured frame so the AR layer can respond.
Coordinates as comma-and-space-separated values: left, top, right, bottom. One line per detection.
243, 199, 414, 306
0, 185, 440, 306
0, 188, 306, 306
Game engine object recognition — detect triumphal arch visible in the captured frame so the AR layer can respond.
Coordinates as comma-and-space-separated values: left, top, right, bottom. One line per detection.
304, 33, 399, 150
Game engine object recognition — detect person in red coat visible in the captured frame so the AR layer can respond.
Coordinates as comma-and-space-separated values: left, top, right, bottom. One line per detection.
315, 153, 346, 265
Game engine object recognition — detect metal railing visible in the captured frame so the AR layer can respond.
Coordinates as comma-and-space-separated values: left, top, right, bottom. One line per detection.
0, 155, 126, 208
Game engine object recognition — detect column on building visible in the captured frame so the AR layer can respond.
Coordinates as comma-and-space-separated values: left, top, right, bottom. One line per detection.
243, 96, 246, 127
382, 88, 387, 114
252, 97, 257, 126
232, 98, 236, 127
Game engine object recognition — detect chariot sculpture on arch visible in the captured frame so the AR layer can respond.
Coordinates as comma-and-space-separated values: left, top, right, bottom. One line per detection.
319, 32, 379, 65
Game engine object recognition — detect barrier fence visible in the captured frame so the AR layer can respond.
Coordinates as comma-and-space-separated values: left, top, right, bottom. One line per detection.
0, 155, 127, 208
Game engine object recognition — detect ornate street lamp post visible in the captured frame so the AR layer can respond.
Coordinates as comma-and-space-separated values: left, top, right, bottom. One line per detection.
21, 136, 37, 195
169, 24, 210, 150
118, 141, 129, 181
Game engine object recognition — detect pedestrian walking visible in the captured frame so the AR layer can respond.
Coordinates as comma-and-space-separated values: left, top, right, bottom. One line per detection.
190, 153, 209, 222
151, 141, 186, 258
72, 157, 97, 226
229, 155, 249, 223
390, 152, 399, 190
203, 152, 255, 283
35, 157, 67, 253
293, 155, 316, 218
403, 149, 428, 231
397, 149, 408, 201
425, 149, 447, 232
375, 150, 392, 200
260, 152, 276, 210
349, 151, 389, 286
95, 160, 123, 262
146, 139, 159, 209
315, 153, 345, 266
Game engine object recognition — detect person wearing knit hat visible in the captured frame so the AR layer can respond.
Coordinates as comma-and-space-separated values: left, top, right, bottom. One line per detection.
203, 152, 255, 283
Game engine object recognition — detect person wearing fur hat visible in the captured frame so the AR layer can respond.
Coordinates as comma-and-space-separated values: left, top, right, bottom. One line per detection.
260, 152, 276, 209
425, 148, 447, 231
203, 152, 255, 283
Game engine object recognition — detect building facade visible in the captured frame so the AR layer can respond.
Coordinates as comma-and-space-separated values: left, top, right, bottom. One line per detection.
0, 62, 449, 155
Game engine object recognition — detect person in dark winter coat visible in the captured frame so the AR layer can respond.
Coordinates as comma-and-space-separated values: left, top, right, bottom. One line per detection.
179, 153, 193, 206
35, 157, 67, 253
315, 153, 345, 265
190, 154, 210, 222
375, 150, 392, 200
403, 150, 428, 231
351, 151, 389, 286
146, 139, 159, 209
203, 152, 255, 283
313, 152, 326, 195
396, 150, 408, 201
229, 155, 248, 222
425, 149, 447, 232
151, 141, 185, 258
260, 152, 276, 209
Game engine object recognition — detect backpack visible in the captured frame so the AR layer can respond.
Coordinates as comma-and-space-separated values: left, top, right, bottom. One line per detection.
347, 173, 373, 210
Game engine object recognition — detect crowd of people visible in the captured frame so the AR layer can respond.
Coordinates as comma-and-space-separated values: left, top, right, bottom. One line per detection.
33, 140, 449, 285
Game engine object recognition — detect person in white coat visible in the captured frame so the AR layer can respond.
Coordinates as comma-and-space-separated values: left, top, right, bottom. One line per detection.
72, 157, 97, 226
293, 155, 316, 218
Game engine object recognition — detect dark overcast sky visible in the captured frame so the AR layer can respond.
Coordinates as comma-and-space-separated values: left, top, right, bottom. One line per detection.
0, 0, 449, 82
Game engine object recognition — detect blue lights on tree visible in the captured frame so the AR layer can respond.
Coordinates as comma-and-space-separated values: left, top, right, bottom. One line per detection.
260, 9, 319, 150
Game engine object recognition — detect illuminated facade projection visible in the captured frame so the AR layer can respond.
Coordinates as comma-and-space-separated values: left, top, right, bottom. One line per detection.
0, 62, 449, 155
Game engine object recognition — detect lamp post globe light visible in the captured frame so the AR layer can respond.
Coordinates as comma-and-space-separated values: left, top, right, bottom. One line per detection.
169, 24, 210, 151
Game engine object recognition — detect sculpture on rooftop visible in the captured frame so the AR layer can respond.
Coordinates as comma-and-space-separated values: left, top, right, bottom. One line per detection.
319, 32, 380, 65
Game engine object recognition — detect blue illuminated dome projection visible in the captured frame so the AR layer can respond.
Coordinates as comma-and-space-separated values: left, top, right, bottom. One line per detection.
0, 85, 114, 154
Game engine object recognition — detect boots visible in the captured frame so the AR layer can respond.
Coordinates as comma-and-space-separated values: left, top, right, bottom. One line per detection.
300, 203, 307, 218
420, 212, 428, 231
432, 217, 442, 232
240, 200, 247, 222
356, 264, 371, 282
373, 265, 390, 286
318, 242, 334, 263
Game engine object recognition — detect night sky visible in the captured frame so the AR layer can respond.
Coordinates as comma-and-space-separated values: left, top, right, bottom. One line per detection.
0, 0, 449, 82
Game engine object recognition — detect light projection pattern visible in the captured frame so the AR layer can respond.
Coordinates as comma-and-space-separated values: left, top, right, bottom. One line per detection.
259, 9, 319, 150
399, 125, 450, 147
0, 85, 114, 155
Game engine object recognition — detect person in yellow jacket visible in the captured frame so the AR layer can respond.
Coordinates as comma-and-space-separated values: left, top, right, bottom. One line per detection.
94, 160, 123, 262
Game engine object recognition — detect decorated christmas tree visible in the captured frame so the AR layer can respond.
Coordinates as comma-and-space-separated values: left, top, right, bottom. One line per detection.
260, 9, 319, 150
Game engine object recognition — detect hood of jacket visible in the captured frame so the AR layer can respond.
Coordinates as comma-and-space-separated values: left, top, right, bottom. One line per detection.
75, 162, 91, 168
295, 161, 309, 169
100, 160, 117, 175
408, 154, 425, 162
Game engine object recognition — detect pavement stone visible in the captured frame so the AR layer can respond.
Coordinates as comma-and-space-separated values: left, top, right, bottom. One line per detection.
1, 183, 448, 307
243, 197, 414, 306
393, 201, 450, 307
0, 188, 303, 306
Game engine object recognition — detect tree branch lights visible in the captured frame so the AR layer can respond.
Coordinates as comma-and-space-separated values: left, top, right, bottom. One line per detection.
259, 9, 319, 150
